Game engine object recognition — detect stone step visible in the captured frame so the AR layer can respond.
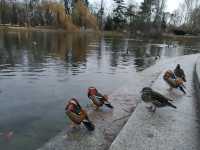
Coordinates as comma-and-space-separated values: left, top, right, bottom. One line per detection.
109, 54, 200, 150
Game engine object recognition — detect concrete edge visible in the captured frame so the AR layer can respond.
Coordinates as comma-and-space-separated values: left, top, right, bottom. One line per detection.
193, 56, 200, 99
109, 54, 200, 150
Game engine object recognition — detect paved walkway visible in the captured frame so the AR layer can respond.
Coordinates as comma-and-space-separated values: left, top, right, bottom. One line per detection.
38, 62, 155, 150
194, 58, 200, 99
109, 54, 200, 150
37, 56, 163, 150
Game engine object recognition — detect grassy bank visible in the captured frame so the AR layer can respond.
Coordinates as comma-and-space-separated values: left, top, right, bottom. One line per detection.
0, 25, 127, 37
1, 25, 200, 40
0, 25, 66, 33
0, 25, 100, 34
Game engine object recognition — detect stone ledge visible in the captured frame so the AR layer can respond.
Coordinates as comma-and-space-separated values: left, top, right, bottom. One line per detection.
109, 54, 200, 150
194, 57, 200, 99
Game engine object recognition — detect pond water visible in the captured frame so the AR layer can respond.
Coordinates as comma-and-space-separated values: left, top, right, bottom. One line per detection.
0, 31, 200, 150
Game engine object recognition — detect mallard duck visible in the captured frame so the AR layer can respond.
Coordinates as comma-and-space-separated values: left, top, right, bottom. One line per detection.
163, 70, 186, 94
65, 98, 95, 131
163, 70, 176, 80
88, 87, 113, 109
174, 64, 186, 82
32, 41, 37, 46
141, 87, 177, 112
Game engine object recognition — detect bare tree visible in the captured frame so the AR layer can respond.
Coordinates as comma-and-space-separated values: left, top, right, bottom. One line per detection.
99, 0, 104, 31
184, 0, 195, 24
152, 0, 166, 31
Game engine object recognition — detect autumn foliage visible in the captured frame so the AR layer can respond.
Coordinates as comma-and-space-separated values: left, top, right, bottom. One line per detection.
40, 0, 98, 31
72, 0, 98, 30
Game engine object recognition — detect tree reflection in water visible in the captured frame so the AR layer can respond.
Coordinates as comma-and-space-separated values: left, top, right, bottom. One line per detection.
0, 30, 200, 150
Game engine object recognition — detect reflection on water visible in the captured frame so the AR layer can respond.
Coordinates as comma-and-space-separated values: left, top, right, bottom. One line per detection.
0, 31, 200, 150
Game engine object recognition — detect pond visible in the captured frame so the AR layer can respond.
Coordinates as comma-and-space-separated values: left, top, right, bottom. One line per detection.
0, 30, 199, 150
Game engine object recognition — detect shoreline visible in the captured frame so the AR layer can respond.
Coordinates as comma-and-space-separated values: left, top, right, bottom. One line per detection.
39, 55, 200, 150
0, 25, 100, 34
194, 56, 200, 99
38, 57, 176, 150
0, 25, 67, 33
1, 25, 200, 39
0, 25, 123, 37
109, 54, 200, 150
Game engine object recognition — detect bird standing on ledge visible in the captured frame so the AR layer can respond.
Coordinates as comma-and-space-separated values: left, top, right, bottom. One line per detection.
174, 64, 186, 82
141, 87, 177, 112
163, 70, 186, 94
65, 98, 95, 131
88, 87, 113, 109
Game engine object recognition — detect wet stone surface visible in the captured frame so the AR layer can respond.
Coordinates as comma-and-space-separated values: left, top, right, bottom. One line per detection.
39, 55, 196, 150
1, 31, 200, 150
38, 86, 142, 150
38, 58, 166, 150
194, 57, 200, 99
109, 54, 200, 150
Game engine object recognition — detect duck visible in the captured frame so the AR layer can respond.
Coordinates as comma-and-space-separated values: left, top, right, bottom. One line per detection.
163, 70, 176, 79
141, 87, 177, 112
0, 131, 14, 141
155, 55, 160, 60
65, 98, 95, 131
174, 64, 186, 82
88, 87, 113, 109
163, 70, 186, 94
32, 41, 37, 46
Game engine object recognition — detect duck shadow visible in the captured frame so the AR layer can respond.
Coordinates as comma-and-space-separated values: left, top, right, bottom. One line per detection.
166, 88, 185, 101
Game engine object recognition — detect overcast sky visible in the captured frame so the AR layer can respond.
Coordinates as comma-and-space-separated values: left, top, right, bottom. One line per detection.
18, 0, 183, 13
89, 0, 182, 12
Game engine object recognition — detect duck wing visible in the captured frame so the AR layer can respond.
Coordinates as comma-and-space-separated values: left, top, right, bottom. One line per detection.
151, 90, 177, 109
151, 90, 173, 101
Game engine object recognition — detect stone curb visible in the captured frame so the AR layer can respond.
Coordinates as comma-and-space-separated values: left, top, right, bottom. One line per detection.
109, 54, 200, 150
194, 56, 200, 99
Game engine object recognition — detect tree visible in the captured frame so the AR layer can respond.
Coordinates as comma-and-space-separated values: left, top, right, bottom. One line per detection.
189, 7, 200, 33
153, 0, 166, 31
125, 3, 139, 31
98, 0, 104, 30
82, 0, 89, 7
104, 15, 113, 30
173, 11, 182, 26
63, 0, 71, 14
139, 0, 154, 23
11, 3, 18, 25
184, 0, 194, 23
113, 0, 126, 30
0, 0, 13, 24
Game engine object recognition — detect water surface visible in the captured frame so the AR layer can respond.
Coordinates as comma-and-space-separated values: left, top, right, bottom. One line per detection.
0, 31, 200, 150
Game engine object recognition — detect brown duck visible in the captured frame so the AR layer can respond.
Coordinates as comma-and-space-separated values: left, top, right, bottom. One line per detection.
65, 98, 95, 131
163, 70, 186, 94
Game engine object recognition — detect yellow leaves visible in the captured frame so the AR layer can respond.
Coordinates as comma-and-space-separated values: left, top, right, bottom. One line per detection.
74, 0, 98, 30
40, 0, 98, 31
41, 2, 78, 31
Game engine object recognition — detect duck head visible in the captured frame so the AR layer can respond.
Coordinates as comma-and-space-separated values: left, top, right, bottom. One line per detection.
88, 87, 98, 96
141, 87, 152, 93
141, 87, 153, 102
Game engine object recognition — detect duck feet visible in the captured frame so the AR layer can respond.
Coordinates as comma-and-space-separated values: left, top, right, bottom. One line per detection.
179, 86, 186, 94
69, 122, 78, 129
146, 105, 156, 112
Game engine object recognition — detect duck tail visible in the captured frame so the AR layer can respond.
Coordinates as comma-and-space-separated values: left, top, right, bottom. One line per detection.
104, 102, 114, 109
179, 86, 186, 94
167, 102, 177, 109
82, 120, 95, 131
